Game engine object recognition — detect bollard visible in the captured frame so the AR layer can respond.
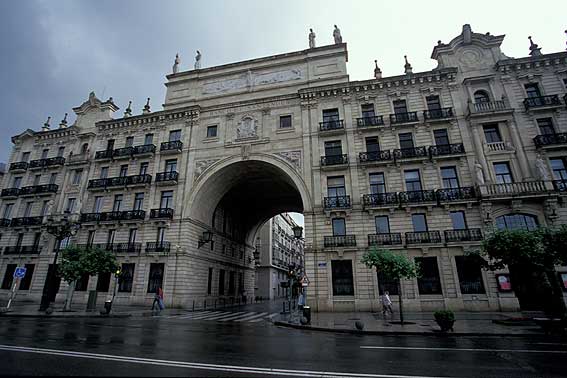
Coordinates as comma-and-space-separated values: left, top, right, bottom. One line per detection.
204, 299, 207, 310
214, 299, 217, 309
192, 300, 195, 312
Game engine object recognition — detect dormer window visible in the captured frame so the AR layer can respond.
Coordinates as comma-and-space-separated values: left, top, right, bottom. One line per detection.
473, 90, 490, 103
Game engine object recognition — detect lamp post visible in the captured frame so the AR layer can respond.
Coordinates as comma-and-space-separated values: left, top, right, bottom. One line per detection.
39, 214, 81, 312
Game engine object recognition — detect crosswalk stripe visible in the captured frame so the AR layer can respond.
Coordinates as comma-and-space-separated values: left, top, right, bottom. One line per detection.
248, 317, 268, 323
218, 312, 257, 321
235, 312, 268, 322
188, 311, 225, 320
202, 312, 246, 321
175, 311, 215, 319
266, 313, 279, 319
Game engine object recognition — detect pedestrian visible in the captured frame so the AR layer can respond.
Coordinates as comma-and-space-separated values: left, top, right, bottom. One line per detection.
298, 288, 306, 310
152, 286, 164, 312
381, 291, 393, 318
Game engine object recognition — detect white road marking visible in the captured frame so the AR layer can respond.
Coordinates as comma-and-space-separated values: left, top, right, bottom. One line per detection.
360, 346, 567, 354
202, 312, 247, 321
175, 311, 215, 319
219, 312, 257, 321
185, 311, 224, 320
0, 344, 449, 378
266, 312, 279, 319
248, 317, 269, 323
235, 312, 268, 322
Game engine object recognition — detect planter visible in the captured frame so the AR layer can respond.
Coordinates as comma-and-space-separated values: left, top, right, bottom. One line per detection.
434, 310, 455, 332
435, 319, 455, 332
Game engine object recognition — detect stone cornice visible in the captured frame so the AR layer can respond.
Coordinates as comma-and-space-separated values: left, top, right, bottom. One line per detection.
496, 51, 567, 73
95, 106, 200, 131
11, 126, 79, 144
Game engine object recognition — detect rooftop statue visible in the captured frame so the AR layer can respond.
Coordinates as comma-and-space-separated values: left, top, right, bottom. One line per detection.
308, 29, 316, 49
333, 25, 342, 44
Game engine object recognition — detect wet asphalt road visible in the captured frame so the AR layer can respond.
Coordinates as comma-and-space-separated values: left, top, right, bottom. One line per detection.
0, 304, 566, 377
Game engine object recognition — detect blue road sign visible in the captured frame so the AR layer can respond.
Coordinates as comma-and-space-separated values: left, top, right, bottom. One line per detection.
13, 267, 26, 279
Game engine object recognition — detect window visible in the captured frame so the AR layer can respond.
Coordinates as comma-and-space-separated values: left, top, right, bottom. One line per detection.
361, 104, 375, 118
473, 90, 490, 103
524, 83, 541, 98
206, 125, 218, 138
440, 166, 459, 189
65, 198, 76, 213
139, 162, 149, 176
100, 167, 109, 179
450, 211, 467, 230
33, 174, 41, 186
369, 173, 385, 194
483, 124, 502, 143
106, 139, 115, 150
18, 264, 35, 291
324, 140, 342, 157
455, 256, 486, 294
411, 214, 428, 232
365, 137, 380, 153
13, 177, 22, 188
375, 216, 390, 234
96, 272, 111, 292
404, 170, 422, 191
59, 236, 71, 250
118, 263, 135, 292
40, 201, 49, 216
228, 271, 236, 295
32, 233, 41, 249
119, 165, 128, 177
537, 118, 555, 135
144, 134, 154, 145
218, 269, 225, 295
125, 136, 134, 147
23, 202, 33, 217
57, 146, 65, 157
332, 218, 346, 236
21, 152, 30, 162
93, 197, 104, 213
495, 214, 538, 231
128, 228, 137, 244
426, 95, 441, 111
433, 129, 449, 146
550, 158, 567, 180
207, 268, 213, 295
41, 149, 49, 159
81, 143, 89, 154
416, 257, 442, 295
87, 230, 96, 247
3, 204, 14, 219
15, 233, 24, 248
2, 264, 17, 290
238, 272, 244, 294
106, 229, 116, 246
398, 133, 414, 149
157, 227, 166, 243
147, 263, 165, 294
133, 193, 144, 211
377, 270, 399, 295
165, 159, 177, 173
72, 169, 83, 185
493, 162, 513, 184
393, 99, 408, 114
327, 176, 346, 197
112, 195, 123, 212
160, 191, 174, 209
279, 115, 292, 129
49, 173, 57, 185
322, 108, 340, 123
169, 129, 181, 142
75, 273, 89, 291
331, 260, 354, 296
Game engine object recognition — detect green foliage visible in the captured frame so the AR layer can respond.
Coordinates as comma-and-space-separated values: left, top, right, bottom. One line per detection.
539, 225, 567, 266
58, 246, 119, 284
477, 229, 546, 270
434, 310, 455, 322
361, 247, 419, 280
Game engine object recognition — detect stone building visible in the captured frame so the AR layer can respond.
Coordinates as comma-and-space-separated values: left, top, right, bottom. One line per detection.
254, 213, 304, 300
0, 24, 566, 312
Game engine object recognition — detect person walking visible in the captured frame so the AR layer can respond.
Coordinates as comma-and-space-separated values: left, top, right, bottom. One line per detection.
152, 286, 164, 312
381, 291, 393, 318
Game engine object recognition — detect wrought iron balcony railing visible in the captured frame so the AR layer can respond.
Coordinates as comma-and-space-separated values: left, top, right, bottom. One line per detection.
393, 146, 428, 160
533, 133, 567, 148
368, 233, 403, 246
320, 154, 348, 166
112, 242, 142, 253
9, 162, 28, 171
444, 229, 483, 243
10, 216, 43, 227
113, 146, 134, 158
356, 116, 384, 127
553, 179, 567, 192
80, 210, 145, 222
389, 112, 418, 124
523, 95, 561, 110
1, 188, 20, 197
29, 156, 66, 169
324, 235, 356, 248
362, 192, 398, 207
160, 140, 183, 152
319, 120, 345, 132
3, 246, 40, 255
0, 219, 11, 227
146, 241, 171, 253
359, 150, 392, 163
95, 149, 113, 160
429, 143, 465, 157
436, 187, 476, 202
398, 190, 437, 204
323, 195, 351, 209
405, 231, 442, 244
423, 107, 454, 120
133, 144, 156, 155
88, 174, 152, 189
150, 208, 174, 219
156, 171, 179, 183
19, 184, 58, 196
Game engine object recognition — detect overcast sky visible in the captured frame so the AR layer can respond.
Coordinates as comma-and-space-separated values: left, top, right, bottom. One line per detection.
1, 0, 565, 169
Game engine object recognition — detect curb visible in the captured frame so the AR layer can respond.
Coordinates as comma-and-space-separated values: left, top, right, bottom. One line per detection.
0, 313, 132, 319
273, 321, 553, 338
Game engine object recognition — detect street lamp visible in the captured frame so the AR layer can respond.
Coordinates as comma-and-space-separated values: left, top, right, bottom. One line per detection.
292, 225, 303, 239
198, 230, 213, 248
39, 214, 81, 312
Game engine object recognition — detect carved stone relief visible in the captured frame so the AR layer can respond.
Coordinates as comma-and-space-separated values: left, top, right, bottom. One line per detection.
274, 150, 302, 172
236, 116, 258, 140
194, 159, 220, 180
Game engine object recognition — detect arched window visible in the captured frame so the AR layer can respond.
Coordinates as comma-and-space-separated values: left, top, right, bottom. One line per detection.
81, 143, 89, 154
474, 90, 490, 103
495, 213, 538, 231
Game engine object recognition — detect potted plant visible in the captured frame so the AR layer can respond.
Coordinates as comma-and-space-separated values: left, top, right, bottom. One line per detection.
434, 310, 455, 332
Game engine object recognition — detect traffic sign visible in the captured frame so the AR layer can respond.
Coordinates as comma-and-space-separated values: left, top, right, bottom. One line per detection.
13, 267, 26, 279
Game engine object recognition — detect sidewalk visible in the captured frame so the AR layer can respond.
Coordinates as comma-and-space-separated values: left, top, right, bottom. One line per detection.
274, 310, 557, 337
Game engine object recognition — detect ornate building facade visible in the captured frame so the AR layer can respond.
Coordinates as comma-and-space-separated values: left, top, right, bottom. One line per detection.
0, 25, 566, 312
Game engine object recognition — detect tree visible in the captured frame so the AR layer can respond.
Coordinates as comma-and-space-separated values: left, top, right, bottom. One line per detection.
361, 247, 419, 324
58, 246, 119, 311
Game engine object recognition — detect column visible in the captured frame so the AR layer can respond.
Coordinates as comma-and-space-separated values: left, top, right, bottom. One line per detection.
507, 120, 532, 180
470, 125, 491, 183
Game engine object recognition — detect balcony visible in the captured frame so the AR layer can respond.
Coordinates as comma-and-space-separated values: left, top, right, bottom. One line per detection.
389, 112, 418, 125
150, 208, 174, 219
552, 179, 567, 192
319, 119, 345, 132
523, 95, 561, 110
95, 149, 113, 160
9, 162, 28, 172
356, 116, 384, 128
320, 154, 348, 167
359, 150, 392, 163
437, 187, 477, 202
87, 174, 152, 190
323, 235, 356, 248
133, 144, 156, 156
29, 156, 66, 170
423, 107, 454, 121
393, 146, 428, 160
405, 231, 442, 245
485, 141, 514, 153
0, 219, 11, 227
1, 188, 20, 198
67, 152, 90, 165
362, 192, 398, 208
146, 241, 171, 253
112, 146, 135, 159
429, 143, 465, 158
80, 210, 145, 223
160, 140, 183, 154
468, 99, 513, 116
156, 171, 178, 184
368, 233, 403, 246
323, 195, 351, 210
3, 246, 40, 255
10, 216, 43, 227
478, 181, 554, 199
444, 229, 483, 243
19, 184, 58, 196
534, 133, 567, 148
398, 190, 437, 204
112, 242, 142, 254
